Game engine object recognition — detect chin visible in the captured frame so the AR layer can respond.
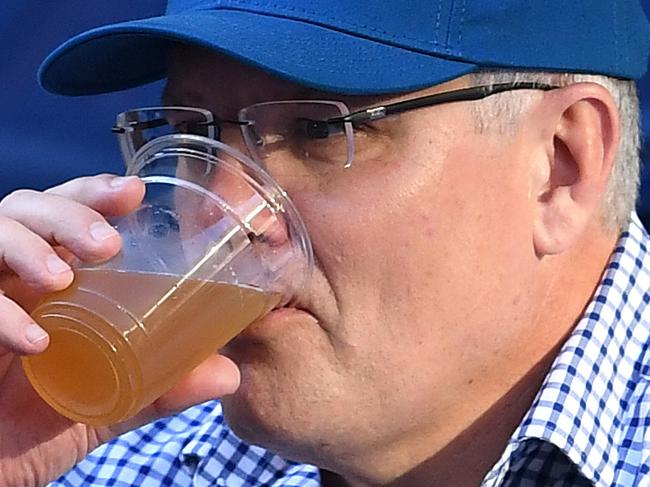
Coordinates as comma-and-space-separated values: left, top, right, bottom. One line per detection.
218, 343, 347, 466
218, 309, 359, 464
221, 378, 376, 481
219, 368, 318, 463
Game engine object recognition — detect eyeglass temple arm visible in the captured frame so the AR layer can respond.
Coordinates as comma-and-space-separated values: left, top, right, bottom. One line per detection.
112, 117, 251, 134
111, 117, 170, 134
330, 82, 558, 126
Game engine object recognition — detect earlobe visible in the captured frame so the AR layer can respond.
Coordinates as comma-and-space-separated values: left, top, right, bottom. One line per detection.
532, 83, 620, 257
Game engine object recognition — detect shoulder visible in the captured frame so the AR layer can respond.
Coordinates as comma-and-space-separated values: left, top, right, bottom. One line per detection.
50, 401, 320, 486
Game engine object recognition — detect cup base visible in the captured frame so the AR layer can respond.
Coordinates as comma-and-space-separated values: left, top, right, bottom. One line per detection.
22, 292, 142, 425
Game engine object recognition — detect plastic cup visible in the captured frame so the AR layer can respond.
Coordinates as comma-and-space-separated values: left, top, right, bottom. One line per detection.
21, 135, 313, 425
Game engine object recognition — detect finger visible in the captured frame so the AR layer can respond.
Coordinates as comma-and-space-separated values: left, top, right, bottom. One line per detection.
46, 174, 145, 217
53, 246, 76, 265
0, 294, 49, 356
0, 216, 73, 292
0, 191, 122, 263
0, 274, 47, 313
153, 354, 241, 414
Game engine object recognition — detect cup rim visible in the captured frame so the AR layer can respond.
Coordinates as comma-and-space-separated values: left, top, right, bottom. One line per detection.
125, 134, 314, 304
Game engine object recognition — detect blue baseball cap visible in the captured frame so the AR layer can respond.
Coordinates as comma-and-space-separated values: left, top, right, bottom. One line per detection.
40, 0, 650, 96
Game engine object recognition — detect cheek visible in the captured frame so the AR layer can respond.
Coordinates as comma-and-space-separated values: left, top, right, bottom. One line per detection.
405, 144, 538, 367
331, 143, 526, 321
288, 157, 442, 351
286, 123, 536, 368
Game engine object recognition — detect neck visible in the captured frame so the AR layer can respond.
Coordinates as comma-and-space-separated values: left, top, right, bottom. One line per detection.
325, 347, 561, 487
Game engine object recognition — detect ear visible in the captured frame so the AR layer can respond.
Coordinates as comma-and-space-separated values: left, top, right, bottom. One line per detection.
531, 82, 620, 256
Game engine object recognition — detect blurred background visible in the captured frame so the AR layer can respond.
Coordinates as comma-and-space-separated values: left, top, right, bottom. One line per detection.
1, 1, 649, 226
0, 1, 165, 192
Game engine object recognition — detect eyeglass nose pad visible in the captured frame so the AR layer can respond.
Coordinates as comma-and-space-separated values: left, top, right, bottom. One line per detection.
237, 120, 267, 163
247, 124, 263, 148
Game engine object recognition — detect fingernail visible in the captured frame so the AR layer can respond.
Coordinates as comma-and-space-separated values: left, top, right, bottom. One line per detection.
90, 221, 119, 241
222, 380, 240, 395
46, 255, 71, 275
109, 176, 137, 189
25, 324, 48, 344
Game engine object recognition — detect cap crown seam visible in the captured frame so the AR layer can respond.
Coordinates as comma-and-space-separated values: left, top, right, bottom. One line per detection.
444, 0, 456, 54
186, 0, 454, 50
434, 0, 444, 47
456, 0, 466, 57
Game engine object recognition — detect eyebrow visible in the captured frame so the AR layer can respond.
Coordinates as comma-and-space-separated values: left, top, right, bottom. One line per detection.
160, 86, 209, 108
160, 89, 182, 107
160, 84, 391, 113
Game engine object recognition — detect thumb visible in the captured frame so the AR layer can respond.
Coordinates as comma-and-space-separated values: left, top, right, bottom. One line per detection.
154, 354, 241, 414
108, 354, 240, 437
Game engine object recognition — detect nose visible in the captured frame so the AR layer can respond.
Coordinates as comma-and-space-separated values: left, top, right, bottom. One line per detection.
216, 125, 254, 163
196, 132, 290, 249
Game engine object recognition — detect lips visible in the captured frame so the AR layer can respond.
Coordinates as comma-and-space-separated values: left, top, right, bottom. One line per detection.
237, 259, 333, 343
259, 305, 316, 328
230, 306, 317, 345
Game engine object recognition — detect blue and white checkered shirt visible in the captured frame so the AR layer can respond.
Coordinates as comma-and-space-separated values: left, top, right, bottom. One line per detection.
52, 214, 650, 486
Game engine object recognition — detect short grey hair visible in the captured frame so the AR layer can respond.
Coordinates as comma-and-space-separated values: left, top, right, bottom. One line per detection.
469, 71, 641, 232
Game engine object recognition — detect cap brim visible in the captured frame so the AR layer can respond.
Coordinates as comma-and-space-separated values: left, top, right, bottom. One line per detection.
40, 9, 478, 96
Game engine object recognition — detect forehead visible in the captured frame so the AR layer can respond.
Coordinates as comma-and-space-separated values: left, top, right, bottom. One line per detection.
163, 45, 388, 112
163, 45, 469, 115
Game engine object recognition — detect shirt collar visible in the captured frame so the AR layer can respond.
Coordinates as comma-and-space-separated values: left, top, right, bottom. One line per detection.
180, 401, 320, 485
486, 214, 650, 486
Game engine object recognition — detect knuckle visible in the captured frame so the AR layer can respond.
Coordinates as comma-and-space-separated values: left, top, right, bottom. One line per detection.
51, 201, 101, 231
0, 215, 24, 237
69, 173, 115, 189
47, 174, 119, 205
93, 173, 118, 182
75, 173, 114, 189
0, 296, 33, 344
0, 189, 40, 214
58, 224, 120, 262
23, 268, 60, 291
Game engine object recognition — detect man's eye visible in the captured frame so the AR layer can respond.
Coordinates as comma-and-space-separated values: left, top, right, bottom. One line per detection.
295, 119, 346, 140
300, 119, 329, 139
